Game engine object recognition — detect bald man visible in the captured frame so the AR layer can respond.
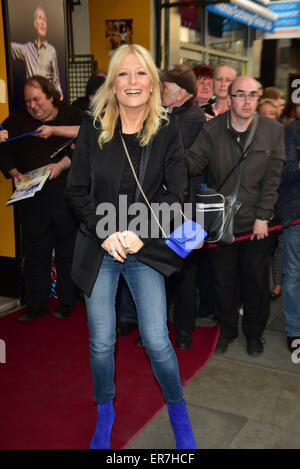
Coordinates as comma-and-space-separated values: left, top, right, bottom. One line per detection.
186, 76, 285, 356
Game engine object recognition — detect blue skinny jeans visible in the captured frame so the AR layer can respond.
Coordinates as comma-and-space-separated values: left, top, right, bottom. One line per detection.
84, 254, 183, 405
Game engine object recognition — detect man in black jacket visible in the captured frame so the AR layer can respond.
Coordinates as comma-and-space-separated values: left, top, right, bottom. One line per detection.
0, 75, 83, 321
186, 75, 285, 356
159, 64, 210, 349
276, 119, 300, 353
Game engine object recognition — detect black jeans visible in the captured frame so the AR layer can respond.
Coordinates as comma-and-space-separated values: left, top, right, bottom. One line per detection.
168, 250, 215, 333
208, 233, 277, 339
19, 179, 78, 308
172, 251, 198, 334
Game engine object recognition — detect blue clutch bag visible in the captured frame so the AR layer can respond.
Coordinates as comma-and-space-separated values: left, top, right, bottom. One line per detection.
165, 219, 207, 258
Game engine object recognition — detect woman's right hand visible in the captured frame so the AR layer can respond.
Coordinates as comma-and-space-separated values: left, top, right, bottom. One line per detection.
121, 231, 144, 254
101, 232, 128, 263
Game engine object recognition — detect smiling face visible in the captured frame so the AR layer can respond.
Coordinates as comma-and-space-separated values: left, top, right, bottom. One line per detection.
24, 83, 57, 122
196, 76, 213, 104
34, 8, 47, 39
113, 53, 153, 114
258, 103, 278, 120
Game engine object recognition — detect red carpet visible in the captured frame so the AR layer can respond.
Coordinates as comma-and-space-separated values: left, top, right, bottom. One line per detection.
0, 300, 219, 449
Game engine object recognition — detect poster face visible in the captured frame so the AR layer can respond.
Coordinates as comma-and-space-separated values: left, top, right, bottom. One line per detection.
3, 0, 67, 110
105, 19, 133, 53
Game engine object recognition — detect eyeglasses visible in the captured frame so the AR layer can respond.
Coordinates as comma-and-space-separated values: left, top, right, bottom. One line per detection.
231, 91, 259, 101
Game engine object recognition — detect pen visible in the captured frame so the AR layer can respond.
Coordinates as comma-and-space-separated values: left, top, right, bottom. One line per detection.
0, 129, 42, 144
50, 136, 76, 158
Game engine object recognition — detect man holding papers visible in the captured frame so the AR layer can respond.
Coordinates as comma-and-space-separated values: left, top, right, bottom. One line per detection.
0, 75, 83, 321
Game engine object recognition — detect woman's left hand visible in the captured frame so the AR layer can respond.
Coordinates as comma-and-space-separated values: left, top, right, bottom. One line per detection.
101, 232, 129, 263
121, 231, 144, 254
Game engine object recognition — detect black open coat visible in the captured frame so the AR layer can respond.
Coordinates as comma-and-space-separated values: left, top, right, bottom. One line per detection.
66, 114, 188, 297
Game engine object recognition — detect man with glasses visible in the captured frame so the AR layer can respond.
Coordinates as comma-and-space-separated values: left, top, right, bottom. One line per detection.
186, 76, 285, 356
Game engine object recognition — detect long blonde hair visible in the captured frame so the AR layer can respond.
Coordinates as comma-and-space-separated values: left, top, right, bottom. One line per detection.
91, 44, 168, 148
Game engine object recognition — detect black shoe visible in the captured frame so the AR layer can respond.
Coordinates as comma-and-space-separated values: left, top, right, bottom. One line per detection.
246, 337, 264, 356
176, 330, 192, 350
134, 334, 143, 347
53, 304, 74, 319
116, 321, 137, 337
18, 306, 48, 322
215, 336, 234, 354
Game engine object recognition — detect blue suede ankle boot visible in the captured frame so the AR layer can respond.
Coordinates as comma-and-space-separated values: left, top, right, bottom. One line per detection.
89, 400, 115, 449
167, 399, 197, 449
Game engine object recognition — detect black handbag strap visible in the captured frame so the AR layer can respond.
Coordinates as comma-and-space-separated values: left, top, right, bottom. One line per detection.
217, 113, 258, 193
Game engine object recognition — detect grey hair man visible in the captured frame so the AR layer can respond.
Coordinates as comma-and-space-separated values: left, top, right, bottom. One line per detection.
159, 64, 208, 350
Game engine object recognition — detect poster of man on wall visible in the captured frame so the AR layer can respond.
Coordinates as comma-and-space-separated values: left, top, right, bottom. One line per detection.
105, 19, 133, 54
3, 0, 68, 110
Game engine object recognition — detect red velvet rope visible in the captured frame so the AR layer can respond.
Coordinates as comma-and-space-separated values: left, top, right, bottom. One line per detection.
201, 218, 300, 249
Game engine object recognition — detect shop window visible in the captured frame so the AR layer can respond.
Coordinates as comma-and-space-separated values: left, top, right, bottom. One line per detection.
207, 11, 247, 57
208, 55, 247, 75
179, 4, 204, 45
181, 56, 204, 69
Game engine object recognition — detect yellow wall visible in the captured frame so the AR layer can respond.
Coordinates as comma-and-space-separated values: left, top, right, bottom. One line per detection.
0, 2, 15, 258
89, 0, 151, 72
0, 0, 152, 258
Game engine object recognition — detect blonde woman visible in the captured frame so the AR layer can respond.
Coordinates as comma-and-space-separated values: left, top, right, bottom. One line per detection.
261, 87, 285, 117
66, 44, 196, 449
257, 98, 280, 120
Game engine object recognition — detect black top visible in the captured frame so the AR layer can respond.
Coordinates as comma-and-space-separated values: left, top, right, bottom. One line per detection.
119, 132, 141, 206
66, 115, 187, 294
276, 119, 300, 225
0, 103, 83, 178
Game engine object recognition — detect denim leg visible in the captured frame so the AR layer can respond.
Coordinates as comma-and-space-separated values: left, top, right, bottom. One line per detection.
116, 276, 138, 324
282, 225, 300, 336
122, 256, 183, 404
84, 254, 121, 403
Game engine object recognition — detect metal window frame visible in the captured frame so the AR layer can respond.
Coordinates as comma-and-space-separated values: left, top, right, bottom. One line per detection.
155, 0, 252, 72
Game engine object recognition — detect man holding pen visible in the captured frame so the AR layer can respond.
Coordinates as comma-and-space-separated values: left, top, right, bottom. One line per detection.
0, 75, 83, 321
